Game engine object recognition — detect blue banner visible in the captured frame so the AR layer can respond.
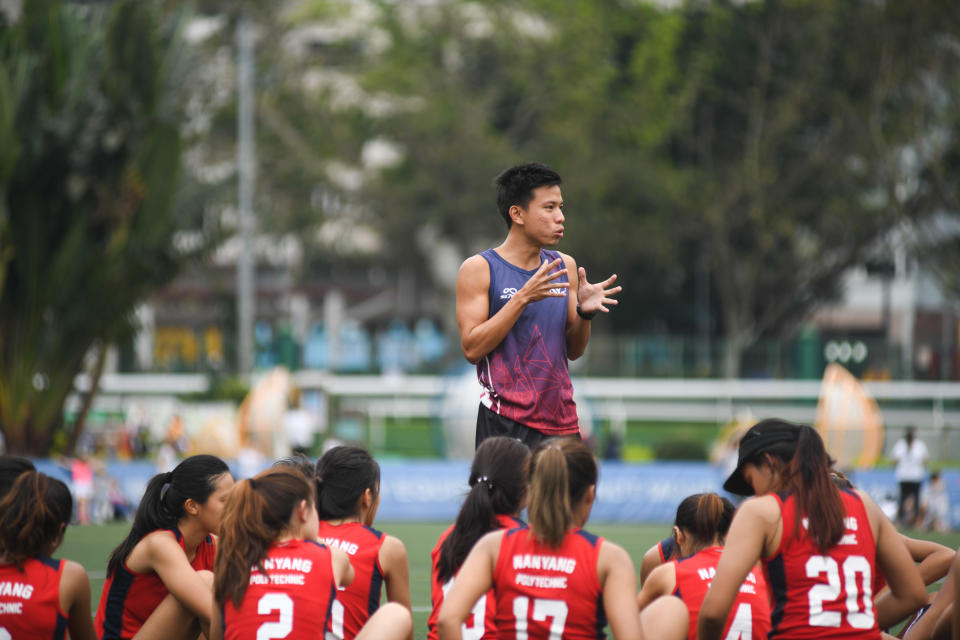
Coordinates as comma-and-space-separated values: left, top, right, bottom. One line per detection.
29, 459, 960, 528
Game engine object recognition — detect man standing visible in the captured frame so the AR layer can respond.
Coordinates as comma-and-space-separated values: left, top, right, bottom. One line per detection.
456, 162, 620, 448
891, 425, 930, 527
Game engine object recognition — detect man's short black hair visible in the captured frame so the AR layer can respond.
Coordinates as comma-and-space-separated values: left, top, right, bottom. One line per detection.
494, 162, 562, 229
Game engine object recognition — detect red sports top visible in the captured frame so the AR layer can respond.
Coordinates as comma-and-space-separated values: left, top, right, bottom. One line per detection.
657, 535, 677, 563
221, 539, 337, 640
672, 546, 771, 640
316, 521, 385, 640
0, 556, 67, 640
95, 528, 216, 639
427, 514, 526, 640
764, 490, 880, 639
492, 527, 607, 640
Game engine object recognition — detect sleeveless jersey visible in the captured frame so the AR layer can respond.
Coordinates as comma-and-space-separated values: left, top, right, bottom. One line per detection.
657, 536, 677, 563
427, 514, 527, 640
222, 539, 337, 640
764, 490, 880, 639
95, 528, 216, 639
672, 546, 771, 640
0, 557, 67, 640
477, 248, 578, 436
493, 527, 607, 639
316, 521, 385, 640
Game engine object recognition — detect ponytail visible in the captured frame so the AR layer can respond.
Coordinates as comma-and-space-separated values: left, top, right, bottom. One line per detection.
528, 438, 597, 548
214, 467, 314, 608
783, 425, 844, 552
673, 493, 735, 552
437, 437, 529, 582
108, 454, 230, 577
0, 471, 72, 568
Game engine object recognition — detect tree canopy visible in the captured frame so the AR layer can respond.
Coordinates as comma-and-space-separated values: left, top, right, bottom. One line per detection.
0, 0, 219, 454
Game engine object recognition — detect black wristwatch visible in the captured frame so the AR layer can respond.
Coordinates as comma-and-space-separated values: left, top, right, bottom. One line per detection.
576, 304, 597, 320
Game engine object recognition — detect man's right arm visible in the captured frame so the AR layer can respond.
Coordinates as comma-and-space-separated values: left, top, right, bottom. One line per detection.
456, 255, 568, 364
456, 255, 520, 364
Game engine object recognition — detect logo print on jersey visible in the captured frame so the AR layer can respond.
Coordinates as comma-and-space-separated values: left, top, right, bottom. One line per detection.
501, 287, 518, 300
487, 325, 575, 427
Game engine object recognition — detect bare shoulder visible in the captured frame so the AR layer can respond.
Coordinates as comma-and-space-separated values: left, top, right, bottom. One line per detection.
475, 529, 506, 554
458, 254, 489, 280
599, 538, 631, 564
557, 251, 577, 270
61, 559, 91, 585
738, 494, 782, 524
381, 533, 408, 558
456, 255, 490, 295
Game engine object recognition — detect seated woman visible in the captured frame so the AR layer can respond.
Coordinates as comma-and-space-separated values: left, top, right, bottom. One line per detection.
0, 471, 96, 640
638, 493, 770, 640
699, 419, 926, 640
210, 466, 411, 640
438, 438, 689, 640
95, 454, 234, 639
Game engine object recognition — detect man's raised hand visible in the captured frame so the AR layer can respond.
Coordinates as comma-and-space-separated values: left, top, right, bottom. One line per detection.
518, 258, 569, 304
577, 267, 621, 315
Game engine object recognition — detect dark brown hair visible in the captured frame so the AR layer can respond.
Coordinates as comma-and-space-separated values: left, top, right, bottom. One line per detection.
437, 437, 529, 582
214, 467, 315, 608
528, 438, 597, 547
315, 446, 380, 520
673, 493, 735, 553
749, 425, 844, 552
107, 454, 230, 578
0, 471, 72, 568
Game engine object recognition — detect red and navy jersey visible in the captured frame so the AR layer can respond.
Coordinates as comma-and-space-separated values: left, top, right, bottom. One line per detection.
317, 521, 385, 640
0, 556, 67, 639
95, 528, 216, 639
493, 527, 607, 640
657, 535, 677, 563
672, 546, 771, 640
427, 514, 526, 640
222, 539, 337, 640
764, 490, 880, 639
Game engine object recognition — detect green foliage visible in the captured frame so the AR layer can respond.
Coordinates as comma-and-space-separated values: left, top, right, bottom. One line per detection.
0, 1, 219, 454
654, 438, 708, 461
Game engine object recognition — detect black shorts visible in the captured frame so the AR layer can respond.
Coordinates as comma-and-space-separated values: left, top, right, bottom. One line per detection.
475, 404, 580, 450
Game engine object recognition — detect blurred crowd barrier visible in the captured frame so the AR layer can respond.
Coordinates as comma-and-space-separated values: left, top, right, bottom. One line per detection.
29, 459, 959, 529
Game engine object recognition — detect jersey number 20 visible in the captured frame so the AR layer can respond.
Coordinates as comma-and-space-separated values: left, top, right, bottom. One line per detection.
806, 555, 874, 629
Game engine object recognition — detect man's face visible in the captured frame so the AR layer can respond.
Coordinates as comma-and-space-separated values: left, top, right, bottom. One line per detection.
514, 184, 564, 246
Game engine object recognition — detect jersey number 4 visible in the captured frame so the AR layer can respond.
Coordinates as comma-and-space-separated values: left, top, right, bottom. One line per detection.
806, 555, 875, 629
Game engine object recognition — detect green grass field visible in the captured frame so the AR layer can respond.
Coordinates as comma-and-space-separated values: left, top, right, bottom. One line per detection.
62, 521, 960, 639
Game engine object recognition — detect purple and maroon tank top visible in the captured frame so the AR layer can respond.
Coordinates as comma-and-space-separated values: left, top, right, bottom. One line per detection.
477, 248, 578, 436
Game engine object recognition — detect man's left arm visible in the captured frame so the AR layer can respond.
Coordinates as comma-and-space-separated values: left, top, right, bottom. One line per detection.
561, 253, 621, 360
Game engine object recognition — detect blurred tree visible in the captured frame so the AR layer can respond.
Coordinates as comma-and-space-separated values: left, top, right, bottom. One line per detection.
655, 0, 960, 376
185, 0, 960, 377
0, 0, 219, 455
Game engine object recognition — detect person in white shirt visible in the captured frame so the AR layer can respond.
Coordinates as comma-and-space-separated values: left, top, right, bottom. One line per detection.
891, 426, 930, 527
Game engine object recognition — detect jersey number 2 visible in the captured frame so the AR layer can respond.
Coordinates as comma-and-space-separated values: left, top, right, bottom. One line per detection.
806, 555, 874, 629
257, 593, 294, 640
513, 597, 568, 640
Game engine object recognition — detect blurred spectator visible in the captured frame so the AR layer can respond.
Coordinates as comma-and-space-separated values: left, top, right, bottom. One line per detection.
891, 425, 929, 527
154, 413, 188, 472
921, 470, 950, 532
70, 454, 94, 525
284, 388, 318, 456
